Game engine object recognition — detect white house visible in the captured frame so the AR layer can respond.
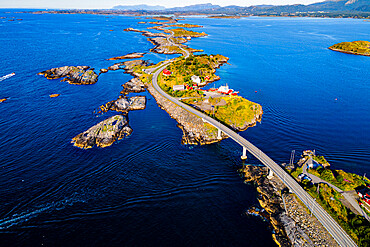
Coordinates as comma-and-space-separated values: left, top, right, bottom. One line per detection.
173, 85, 185, 91
191, 75, 201, 85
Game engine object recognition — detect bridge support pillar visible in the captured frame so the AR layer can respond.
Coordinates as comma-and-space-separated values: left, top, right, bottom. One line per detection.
217, 129, 222, 139
267, 169, 274, 179
241, 146, 248, 160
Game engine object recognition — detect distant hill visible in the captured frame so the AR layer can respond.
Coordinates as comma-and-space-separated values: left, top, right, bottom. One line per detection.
110, 0, 370, 15
167, 3, 221, 12
112, 5, 165, 11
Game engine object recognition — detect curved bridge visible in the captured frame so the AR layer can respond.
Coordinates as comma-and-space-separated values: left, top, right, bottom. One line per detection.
149, 31, 357, 247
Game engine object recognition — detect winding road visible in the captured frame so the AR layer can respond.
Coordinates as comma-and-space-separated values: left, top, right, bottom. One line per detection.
150, 31, 357, 247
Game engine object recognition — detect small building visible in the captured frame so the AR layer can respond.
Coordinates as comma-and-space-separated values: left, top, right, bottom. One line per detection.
163, 69, 172, 76
357, 188, 370, 206
191, 75, 201, 85
298, 173, 312, 183
307, 158, 322, 169
217, 84, 234, 95
358, 188, 370, 199
173, 85, 185, 91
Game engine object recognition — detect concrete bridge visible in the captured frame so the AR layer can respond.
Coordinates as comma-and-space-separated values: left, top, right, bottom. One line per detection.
149, 32, 357, 247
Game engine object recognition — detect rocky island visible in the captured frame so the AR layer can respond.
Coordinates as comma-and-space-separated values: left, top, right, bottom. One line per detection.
38, 66, 99, 85
99, 96, 146, 113
72, 115, 132, 149
107, 52, 145, 60
119, 17, 263, 144
329, 41, 370, 56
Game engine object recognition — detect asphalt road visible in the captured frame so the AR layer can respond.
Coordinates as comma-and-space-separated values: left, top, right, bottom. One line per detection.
150, 31, 357, 247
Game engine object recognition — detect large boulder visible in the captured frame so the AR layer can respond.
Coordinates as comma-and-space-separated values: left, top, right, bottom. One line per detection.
71, 115, 132, 149
38, 66, 98, 85
121, 77, 146, 93
100, 96, 146, 113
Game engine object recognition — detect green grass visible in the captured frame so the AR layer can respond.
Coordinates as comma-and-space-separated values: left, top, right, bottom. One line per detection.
313, 155, 329, 165
308, 166, 367, 191
158, 55, 228, 96
167, 28, 208, 37
301, 183, 370, 246
329, 41, 370, 56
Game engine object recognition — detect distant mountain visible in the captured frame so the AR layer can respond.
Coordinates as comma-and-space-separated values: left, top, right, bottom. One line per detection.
257, 0, 370, 12
167, 3, 221, 12
111, 0, 370, 14
112, 4, 165, 11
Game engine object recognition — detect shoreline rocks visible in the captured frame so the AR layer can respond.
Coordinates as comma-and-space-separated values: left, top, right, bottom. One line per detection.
71, 115, 132, 149
241, 165, 338, 247
328, 41, 370, 57
124, 28, 168, 38
107, 52, 146, 60
38, 66, 99, 85
121, 77, 146, 94
100, 96, 146, 113
146, 82, 225, 145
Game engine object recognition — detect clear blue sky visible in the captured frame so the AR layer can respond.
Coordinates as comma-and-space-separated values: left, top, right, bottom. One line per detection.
1, 0, 321, 9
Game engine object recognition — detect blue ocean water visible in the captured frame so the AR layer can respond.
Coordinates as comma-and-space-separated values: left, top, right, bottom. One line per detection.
0, 10, 369, 246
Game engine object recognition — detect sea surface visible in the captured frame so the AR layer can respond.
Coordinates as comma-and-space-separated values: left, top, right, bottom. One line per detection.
0, 10, 369, 246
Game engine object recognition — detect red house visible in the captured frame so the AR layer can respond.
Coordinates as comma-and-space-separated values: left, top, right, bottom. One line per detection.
163, 69, 172, 76
358, 188, 370, 206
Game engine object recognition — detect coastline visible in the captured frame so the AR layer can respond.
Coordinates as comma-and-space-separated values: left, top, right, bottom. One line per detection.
328, 47, 370, 56
242, 165, 338, 246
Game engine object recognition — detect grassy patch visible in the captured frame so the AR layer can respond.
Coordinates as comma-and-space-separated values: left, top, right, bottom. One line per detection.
308, 166, 367, 191
167, 28, 208, 37
168, 24, 203, 28
329, 41, 370, 55
301, 183, 370, 246
158, 54, 227, 96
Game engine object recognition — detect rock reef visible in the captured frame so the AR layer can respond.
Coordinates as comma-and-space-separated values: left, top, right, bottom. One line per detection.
107, 52, 145, 60
124, 28, 167, 37
146, 82, 223, 145
72, 115, 132, 149
121, 77, 146, 93
100, 96, 146, 113
39, 66, 99, 85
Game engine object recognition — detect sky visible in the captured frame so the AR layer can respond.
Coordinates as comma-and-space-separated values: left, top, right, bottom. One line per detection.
0, 0, 322, 9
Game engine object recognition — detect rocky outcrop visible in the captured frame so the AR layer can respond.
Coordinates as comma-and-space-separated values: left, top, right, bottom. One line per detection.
121, 77, 146, 93
148, 37, 184, 54
124, 28, 167, 37
241, 165, 318, 247
238, 105, 263, 132
122, 60, 149, 73
71, 115, 132, 149
146, 83, 224, 145
107, 52, 145, 60
100, 96, 146, 113
108, 63, 124, 71
38, 66, 98, 85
